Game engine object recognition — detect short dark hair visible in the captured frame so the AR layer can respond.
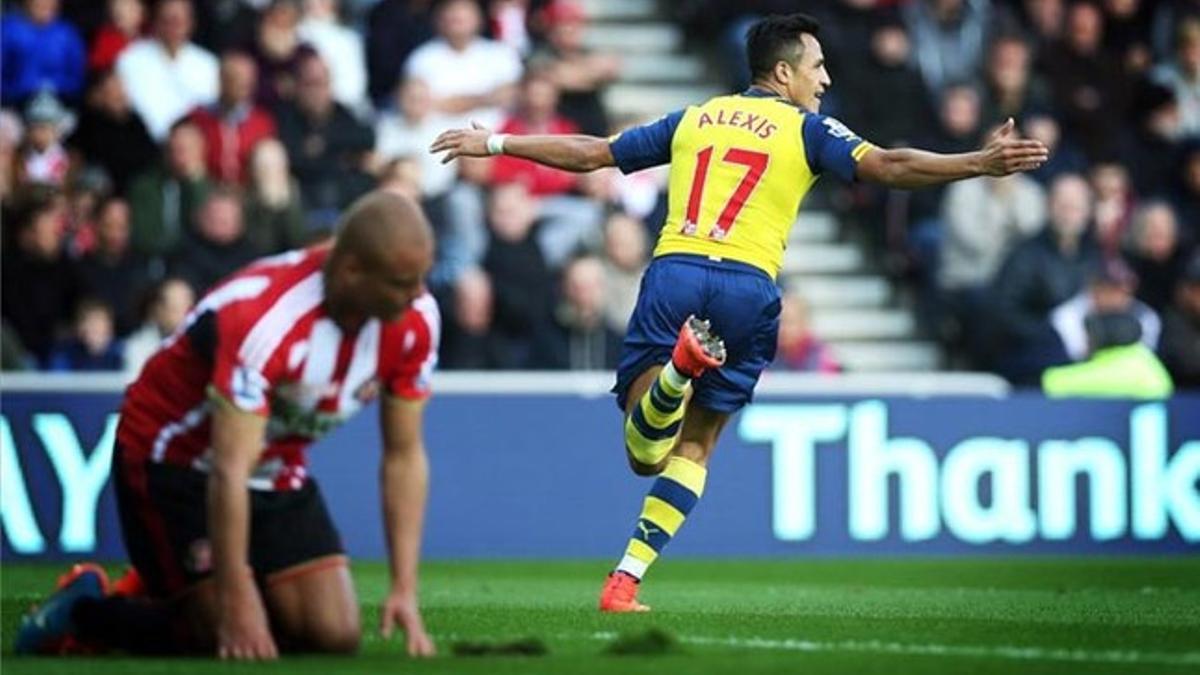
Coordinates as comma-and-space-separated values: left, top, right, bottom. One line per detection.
746, 13, 822, 82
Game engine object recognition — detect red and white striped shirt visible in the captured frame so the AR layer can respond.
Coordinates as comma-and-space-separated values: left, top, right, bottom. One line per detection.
117, 246, 440, 491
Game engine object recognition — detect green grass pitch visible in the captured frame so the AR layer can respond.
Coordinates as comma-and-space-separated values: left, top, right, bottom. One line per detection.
3, 558, 1199, 674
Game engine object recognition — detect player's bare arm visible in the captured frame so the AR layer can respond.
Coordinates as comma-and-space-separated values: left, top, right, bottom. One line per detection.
857, 118, 1050, 189
207, 392, 277, 661
430, 122, 615, 172
378, 395, 436, 657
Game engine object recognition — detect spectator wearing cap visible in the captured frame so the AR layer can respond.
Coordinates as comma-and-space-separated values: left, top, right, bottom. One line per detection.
62, 167, 113, 257
405, 0, 522, 130
1159, 254, 1200, 388
1151, 18, 1200, 137
275, 52, 375, 224
1125, 201, 1192, 313
116, 0, 219, 141
89, 0, 145, 73
528, 0, 619, 137
17, 91, 70, 187
67, 69, 159, 195
1051, 257, 1161, 362
47, 298, 125, 371
0, 0, 86, 107
297, 0, 368, 112
188, 52, 277, 184
1042, 311, 1173, 399
127, 121, 211, 259
990, 174, 1102, 384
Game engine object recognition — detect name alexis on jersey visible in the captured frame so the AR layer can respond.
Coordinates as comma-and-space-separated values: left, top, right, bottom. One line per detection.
696, 108, 778, 139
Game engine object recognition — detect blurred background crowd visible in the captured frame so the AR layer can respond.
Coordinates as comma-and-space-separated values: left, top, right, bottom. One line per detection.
1, 0, 1197, 391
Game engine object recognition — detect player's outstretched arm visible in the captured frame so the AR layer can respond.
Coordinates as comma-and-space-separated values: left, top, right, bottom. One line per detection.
378, 395, 436, 657
430, 122, 615, 172
208, 392, 278, 661
857, 118, 1049, 189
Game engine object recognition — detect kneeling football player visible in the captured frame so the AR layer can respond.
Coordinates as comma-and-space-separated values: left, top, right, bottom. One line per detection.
17, 191, 441, 659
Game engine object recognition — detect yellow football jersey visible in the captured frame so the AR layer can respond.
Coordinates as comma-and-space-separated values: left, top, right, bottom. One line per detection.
609, 89, 874, 279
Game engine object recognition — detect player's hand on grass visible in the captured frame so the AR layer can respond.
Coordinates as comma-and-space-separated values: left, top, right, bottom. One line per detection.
979, 118, 1050, 177
381, 590, 436, 657
430, 122, 492, 164
217, 585, 278, 660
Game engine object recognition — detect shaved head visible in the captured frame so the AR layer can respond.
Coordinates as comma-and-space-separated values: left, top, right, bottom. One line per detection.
333, 190, 433, 267
326, 190, 434, 325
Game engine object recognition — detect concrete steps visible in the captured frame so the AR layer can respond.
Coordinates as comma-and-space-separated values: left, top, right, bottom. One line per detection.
831, 341, 942, 372
790, 275, 892, 308
780, 243, 865, 275
580, 0, 656, 20
810, 309, 916, 341
603, 83, 722, 119
789, 213, 839, 243
617, 54, 707, 83
583, 22, 683, 52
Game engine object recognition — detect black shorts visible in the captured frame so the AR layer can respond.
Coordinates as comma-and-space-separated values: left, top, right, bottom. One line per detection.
113, 454, 345, 598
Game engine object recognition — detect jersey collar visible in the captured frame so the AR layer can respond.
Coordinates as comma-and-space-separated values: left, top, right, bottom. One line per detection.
740, 86, 810, 112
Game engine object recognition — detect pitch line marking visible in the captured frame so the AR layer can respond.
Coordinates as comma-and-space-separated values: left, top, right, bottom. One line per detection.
585, 631, 1200, 666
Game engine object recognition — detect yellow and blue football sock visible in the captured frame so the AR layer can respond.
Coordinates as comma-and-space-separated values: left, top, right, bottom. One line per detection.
624, 363, 690, 467
616, 455, 708, 580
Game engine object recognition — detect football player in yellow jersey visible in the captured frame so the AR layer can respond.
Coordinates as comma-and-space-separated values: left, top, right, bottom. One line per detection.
432, 13, 1048, 612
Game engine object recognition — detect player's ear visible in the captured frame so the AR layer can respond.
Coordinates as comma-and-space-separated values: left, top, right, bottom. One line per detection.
772, 59, 793, 87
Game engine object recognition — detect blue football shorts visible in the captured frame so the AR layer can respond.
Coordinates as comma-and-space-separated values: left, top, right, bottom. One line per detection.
613, 254, 782, 414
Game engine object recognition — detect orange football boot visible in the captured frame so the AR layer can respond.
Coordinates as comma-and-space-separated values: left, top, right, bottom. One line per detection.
598, 572, 650, 613
670, 316, 726, 379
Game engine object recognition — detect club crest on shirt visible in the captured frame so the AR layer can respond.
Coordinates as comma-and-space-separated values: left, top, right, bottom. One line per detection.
354, 378, 381, 403
186, 539, 213, 574
821, 117, 859, 141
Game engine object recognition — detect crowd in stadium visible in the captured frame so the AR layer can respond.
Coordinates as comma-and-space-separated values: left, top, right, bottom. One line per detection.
1, 0, 1198, 388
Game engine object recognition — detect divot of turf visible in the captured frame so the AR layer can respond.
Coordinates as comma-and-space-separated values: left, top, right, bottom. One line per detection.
452, 637, 548, 657
604, 628, 683, 656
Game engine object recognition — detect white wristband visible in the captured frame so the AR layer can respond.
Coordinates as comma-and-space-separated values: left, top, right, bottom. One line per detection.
485, 133, 509, 156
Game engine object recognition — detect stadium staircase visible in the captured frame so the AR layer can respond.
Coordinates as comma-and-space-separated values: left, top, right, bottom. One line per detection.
581, 0, 943, 371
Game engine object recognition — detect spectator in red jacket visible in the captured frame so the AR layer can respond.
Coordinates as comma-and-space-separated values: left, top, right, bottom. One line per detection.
88, 0, 145, 73
188, 51, 277, 184
491, 70, 579, 196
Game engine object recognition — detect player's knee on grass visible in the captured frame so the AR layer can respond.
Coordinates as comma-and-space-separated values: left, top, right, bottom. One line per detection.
300, 613, 361, 655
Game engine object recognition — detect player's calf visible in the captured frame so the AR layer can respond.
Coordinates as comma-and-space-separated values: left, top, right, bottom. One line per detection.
624, 316, 725, 468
